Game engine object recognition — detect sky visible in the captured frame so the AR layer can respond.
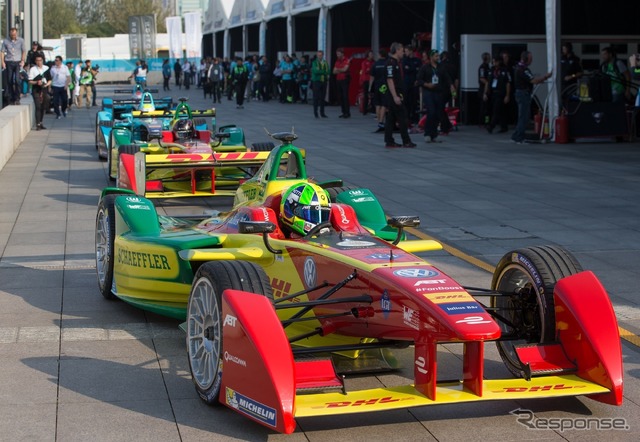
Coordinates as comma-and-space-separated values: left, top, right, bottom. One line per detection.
221, 0, 271, 17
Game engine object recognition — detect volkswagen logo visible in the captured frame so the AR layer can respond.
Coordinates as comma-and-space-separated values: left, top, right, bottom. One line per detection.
393, 268, 439, 278
303, 256, 317, 288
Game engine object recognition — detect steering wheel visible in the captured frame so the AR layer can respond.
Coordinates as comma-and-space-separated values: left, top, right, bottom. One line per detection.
306, 222, 333, 237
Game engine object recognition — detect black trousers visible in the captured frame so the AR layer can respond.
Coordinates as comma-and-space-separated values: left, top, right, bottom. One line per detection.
488, 92, 508, 131
52, 86, 68, 116
337, 78, 351, 116
210, 82, 220, 102
6, 61, 21, 103
32, 90, 48, 125
384, 100, 411, 144
312, 81, 326, 115
235, 81, 246, 106
163, 75, 170, 91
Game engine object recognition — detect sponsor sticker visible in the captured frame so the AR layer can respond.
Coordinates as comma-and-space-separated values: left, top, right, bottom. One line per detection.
415, 285, 464, 293
224, 351, 247, 367
336, 239, 377, 248
125, 196, 142, 203
303, 256, 317, 288
380, 290, 391, 319
402, 305, 420, 330
439, 302, 484, 315
367, 252, 404, 260
424, 292, 474, 303
415, 356, 428, 375
226, 388, 277, 428
352, 196, 375, 203
126, 204, 151, 210
223, 314, 237, 327
336, 205, 350, 224
414, 279, 447, 287
393, 268, 440, 278
348, 189, 366, 196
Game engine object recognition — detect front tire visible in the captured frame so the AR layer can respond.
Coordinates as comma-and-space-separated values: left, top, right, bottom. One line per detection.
491, 245, 582, 377
326, 185, 358, 203
186, 261, 273, 404
95, 194, 119, 300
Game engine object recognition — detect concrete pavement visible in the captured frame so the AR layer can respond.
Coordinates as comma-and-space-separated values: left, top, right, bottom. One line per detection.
0, 85, 638, 441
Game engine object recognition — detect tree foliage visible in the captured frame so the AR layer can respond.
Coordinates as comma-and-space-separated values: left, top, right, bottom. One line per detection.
43, 0, 84, 38
43, 0, 167, 39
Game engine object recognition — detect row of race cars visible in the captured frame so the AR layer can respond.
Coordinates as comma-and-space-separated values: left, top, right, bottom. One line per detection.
94, 86, 623, 434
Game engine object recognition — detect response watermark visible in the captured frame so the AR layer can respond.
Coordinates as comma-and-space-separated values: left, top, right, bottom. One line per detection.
510, 408, 630, 432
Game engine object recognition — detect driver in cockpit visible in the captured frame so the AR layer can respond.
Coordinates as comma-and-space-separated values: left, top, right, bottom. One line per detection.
172, 118, 195, 142
280, 183, 332, 237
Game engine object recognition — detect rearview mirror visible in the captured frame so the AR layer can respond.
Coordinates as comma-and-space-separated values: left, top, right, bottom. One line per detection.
388, 216, 420, 245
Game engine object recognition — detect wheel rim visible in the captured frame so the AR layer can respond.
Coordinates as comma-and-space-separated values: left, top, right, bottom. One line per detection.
494, 264, 544, 370
187, 277, 222, 391
95, 207, 110, 289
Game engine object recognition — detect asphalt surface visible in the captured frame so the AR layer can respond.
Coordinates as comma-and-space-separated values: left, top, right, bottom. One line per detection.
0, 84, 639, 441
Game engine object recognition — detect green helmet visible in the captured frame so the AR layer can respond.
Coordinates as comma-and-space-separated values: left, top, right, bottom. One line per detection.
280, 182, 331, 235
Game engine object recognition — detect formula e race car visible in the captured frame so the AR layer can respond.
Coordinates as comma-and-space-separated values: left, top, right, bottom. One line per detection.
95, 86, 174, 159
95, 134, 623, 434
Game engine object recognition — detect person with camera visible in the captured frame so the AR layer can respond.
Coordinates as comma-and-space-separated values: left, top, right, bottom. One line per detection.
28, 54, 51, 130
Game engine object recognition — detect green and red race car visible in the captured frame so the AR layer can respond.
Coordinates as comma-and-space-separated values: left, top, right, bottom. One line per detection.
95, 133, 623, 434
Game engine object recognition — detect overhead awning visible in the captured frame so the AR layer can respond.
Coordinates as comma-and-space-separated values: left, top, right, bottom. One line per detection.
203, 0, 230, 34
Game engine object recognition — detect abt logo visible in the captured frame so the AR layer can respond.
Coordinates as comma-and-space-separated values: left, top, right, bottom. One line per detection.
223, 314, 237, 327
414, 279, 447, 287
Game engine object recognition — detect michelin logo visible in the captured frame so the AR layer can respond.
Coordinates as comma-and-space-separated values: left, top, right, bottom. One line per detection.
226, 388, 277, 428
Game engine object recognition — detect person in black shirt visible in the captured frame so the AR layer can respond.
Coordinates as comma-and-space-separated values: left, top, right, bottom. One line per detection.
486, 54, 511, 133
478, 52, 491, 126
402, 45, 422, 124
417, 49, 454, 143
511, 51, 551, 143
384, 42, 415, 148
560, 42, 582, 100
370, 49, 388, 132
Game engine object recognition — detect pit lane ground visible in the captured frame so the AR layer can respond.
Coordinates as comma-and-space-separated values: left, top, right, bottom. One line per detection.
0, 86, 638, 441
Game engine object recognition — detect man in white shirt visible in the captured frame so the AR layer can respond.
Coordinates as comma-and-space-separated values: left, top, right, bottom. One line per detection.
28, 54, 51, 130
49, 56, 71, 118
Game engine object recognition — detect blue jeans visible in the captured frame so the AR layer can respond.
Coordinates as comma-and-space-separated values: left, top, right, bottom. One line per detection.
512, 89, 531, 142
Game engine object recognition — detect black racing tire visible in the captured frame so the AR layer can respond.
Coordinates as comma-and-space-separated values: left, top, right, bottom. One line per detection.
95, 115, 100, 151
116, 145, 141, 188
250, 142, 275, 152
326, 185, 358, 203
491, 245, 583, 377
95, 194, 120, 300
186, 261, 273, 405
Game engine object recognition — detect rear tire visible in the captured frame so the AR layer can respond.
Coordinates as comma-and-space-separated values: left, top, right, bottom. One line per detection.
95, 194, 120, 300
491, 246, 583, 377
186, 261, 273, 404
250, 142, 275, 152
326, 185, 358, 203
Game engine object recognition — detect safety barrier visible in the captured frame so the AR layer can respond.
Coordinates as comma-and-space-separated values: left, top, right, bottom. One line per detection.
0, 101, 33, 172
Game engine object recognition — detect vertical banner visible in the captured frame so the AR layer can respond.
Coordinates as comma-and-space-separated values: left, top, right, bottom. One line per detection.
140, 15, 157, 60
184, 11, 203, 61
128, 16, 141, 59
431, 0, 447, 51
545, 0, 560, 134
166, 16, 183, 60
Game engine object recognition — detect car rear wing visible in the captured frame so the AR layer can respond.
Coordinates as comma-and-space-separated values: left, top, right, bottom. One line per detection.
112, 97, 173, 108
121, 151, 270, 198
113, 88, 159, 94
130, 108, 216, 119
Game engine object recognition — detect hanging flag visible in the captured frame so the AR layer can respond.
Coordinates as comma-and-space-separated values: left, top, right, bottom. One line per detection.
184, 11, 203, 60
165, 16, 183, 59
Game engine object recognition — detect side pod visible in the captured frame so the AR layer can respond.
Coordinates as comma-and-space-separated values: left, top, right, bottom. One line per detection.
554, 271, 623, 405
220, 290, 297, 434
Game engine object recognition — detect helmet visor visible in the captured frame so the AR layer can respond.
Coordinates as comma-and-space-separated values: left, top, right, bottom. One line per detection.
294, 205, 331, 225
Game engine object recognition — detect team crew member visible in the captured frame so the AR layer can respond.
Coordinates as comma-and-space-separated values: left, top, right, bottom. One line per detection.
28, 54, 51, 130
49, 56, 71, 119
511, 51, 551, 144
485, 55, 511, 134
383, 42, 416, 149
359, 51, 374, 115
311, 50, 329, 118
417, 49, 454, 143
78, 61, 95, 108
230, 57, 248, 109
478, 52, 491, 125
1, 27, 27, 105
560, 42, 582, 100
629, 54, 640, 107
333, 48, 351, 118
370, 49, 388, 132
